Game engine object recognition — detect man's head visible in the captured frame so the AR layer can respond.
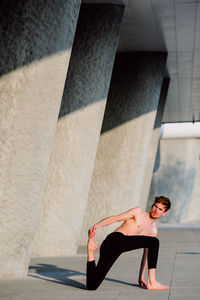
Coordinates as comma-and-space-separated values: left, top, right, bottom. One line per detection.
150, 196, 171, 219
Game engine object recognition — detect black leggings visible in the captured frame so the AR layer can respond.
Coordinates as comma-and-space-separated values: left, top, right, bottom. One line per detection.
86, 232, 159, 290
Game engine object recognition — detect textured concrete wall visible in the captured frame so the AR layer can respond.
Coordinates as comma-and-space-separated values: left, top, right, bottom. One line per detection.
32, 4, 124, 256
147, 139, 200, 223
79, 52, 167, 245
0, 0, 80, 277
187, 156, 200, 222
140, 78, 169, 209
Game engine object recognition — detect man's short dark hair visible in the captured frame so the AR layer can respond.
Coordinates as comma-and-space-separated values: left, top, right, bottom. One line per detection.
154, 196, 171, 212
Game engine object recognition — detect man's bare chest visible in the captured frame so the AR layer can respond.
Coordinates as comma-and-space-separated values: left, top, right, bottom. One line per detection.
128, 217, 157, 236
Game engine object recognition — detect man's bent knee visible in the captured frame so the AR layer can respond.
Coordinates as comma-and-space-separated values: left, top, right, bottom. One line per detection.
152, 237, 159, 247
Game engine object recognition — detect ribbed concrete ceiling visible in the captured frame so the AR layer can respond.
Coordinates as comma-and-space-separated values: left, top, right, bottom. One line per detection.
83, 0, 200, 123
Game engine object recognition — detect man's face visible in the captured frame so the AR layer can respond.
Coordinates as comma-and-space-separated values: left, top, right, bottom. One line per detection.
150, 202, 167, 219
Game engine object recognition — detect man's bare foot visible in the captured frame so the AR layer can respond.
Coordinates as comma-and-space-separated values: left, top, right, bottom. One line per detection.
87, 238, 98, 261
88, 238, 98, 251
147, 280, 169, 290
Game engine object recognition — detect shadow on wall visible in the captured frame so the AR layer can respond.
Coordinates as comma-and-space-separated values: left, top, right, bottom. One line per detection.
153, 78, 170, 130
153, 139, 161, 173
58, 4, 124, 119
147, 157, 196, 223
100, 52, 167, 134
144, 78, 169, 174
0, 0, 78, 76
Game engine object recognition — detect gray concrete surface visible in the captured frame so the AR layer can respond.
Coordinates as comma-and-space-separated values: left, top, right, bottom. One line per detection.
32, 3, 124, 258
188, 159, 200, 222
147, 138, 200, 223
0, 0, 80, 277
1, 228, 200, 300
139, 78, 169, 210
80, 52, 167, 246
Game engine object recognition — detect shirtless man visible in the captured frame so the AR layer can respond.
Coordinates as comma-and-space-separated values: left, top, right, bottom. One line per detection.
86, 196, 171, 290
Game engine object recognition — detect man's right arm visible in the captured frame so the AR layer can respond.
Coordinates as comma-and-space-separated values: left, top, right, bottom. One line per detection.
88, 207, 142, 238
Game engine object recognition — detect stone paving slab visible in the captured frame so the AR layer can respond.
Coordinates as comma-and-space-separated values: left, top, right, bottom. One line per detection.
0, 228, 200, 300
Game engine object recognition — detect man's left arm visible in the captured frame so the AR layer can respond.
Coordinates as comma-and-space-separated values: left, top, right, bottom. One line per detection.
138, 248, 148, 287
138, 227, 158, 287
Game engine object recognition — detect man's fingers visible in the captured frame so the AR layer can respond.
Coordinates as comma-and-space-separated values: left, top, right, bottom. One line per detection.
139, 280, 147, 287
88, 226, 96, 238
89, 235, 95, 239
88, 229, 95, 238
88, 227, 96, 235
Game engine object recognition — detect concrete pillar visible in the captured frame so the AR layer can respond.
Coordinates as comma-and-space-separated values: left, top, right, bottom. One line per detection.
140, 78, 169, 209
32, 4, 124, 256
147, 138, 200, 223
0, 0, 80, 278
79, 52, 167, 245
187, 155, 200, 222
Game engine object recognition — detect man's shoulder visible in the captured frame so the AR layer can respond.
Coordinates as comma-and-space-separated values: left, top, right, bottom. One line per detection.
129, 206, 144, 214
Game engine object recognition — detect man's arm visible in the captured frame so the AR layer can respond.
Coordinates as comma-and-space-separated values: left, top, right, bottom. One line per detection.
138, 248, 148, 287
88, 207, 141, 238
138, 228, 158, 287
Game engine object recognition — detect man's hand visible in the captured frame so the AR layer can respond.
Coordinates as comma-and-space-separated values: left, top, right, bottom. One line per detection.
138, 278, 147, 287
88, 225, 96, 238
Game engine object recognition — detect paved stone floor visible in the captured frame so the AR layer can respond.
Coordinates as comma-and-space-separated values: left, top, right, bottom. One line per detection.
1, 227, 200, 300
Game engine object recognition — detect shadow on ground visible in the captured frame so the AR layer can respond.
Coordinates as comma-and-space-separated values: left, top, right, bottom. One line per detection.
177, 252, 200, 255
28, 263, 143, 290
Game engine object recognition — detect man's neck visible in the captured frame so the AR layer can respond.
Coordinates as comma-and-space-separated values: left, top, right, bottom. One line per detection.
145, 212, 156, 223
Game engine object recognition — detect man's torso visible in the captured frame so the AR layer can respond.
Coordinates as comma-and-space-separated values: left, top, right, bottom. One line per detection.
114, 209, 157, 237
